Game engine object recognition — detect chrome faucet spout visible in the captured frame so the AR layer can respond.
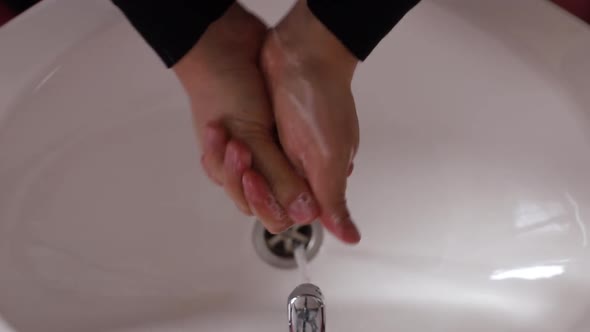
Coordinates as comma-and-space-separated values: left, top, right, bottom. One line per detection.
288, 283, 325, 332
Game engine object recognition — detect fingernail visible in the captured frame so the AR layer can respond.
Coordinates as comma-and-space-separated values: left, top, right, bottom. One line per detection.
267, 222, 292, 234
288, 192, 319, 224
266, 193, 288, 222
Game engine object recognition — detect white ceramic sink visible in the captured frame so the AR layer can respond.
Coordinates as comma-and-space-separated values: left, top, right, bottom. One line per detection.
1, 0, 590, 331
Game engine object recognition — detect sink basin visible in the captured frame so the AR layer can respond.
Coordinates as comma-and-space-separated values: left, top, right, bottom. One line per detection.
1, 0, 590, 331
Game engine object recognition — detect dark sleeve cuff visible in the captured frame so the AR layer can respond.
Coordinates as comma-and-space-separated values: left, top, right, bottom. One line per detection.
307, 0, 420, 61
112, 0, 235, 67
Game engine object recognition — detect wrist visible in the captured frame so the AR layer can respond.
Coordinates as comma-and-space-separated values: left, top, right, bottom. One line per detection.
173, 3, 266, 82
263, 0, 358, 82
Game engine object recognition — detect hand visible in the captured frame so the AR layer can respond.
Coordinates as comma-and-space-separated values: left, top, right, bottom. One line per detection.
259, 0, 361, 243
174, 3, 320, 233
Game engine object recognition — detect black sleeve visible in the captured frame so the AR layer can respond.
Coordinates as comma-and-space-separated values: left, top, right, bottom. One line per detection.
307, 0, 421, 60
113, 0, 418, 67
112, 0, 235, 67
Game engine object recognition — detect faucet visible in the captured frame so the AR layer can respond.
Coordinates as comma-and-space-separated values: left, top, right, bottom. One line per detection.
288, 283, 326, 332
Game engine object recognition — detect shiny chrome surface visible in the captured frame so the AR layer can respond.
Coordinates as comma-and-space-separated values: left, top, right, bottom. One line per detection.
288, 284, 325, 332
253, 221, 324, 269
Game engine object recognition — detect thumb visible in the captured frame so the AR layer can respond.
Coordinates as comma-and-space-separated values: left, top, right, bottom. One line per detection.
310, 166, 361, 244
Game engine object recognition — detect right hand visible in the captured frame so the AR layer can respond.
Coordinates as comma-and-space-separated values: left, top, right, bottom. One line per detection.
258, 0, 362, 243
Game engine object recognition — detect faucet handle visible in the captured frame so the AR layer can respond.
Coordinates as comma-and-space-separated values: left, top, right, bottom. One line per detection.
288, 283, 325, 332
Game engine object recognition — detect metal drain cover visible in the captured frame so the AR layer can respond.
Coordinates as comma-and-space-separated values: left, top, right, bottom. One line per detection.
253, 221, 323, 269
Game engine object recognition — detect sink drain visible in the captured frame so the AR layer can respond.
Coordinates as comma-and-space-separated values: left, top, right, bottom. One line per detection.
252, 221, 323, 269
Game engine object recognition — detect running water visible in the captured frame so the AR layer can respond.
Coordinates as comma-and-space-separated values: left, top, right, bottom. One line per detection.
294, 245, 311, 283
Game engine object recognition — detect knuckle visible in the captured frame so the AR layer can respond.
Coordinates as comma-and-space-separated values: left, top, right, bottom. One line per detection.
225, 118, 272, 144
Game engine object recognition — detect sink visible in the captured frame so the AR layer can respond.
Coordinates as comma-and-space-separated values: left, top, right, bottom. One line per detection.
1, 0, 590, 331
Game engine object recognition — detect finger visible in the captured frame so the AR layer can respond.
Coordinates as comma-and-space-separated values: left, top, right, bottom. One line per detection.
348, 162, 354, 177
201, 155, 222, 186
223, 140, 253, 215
321, 204, 361, 244
242, 169, 292, 233
310, 166, 361, 244
231, 128, 320, 225
201, 124, 228, 185
251, 139, 319, 225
